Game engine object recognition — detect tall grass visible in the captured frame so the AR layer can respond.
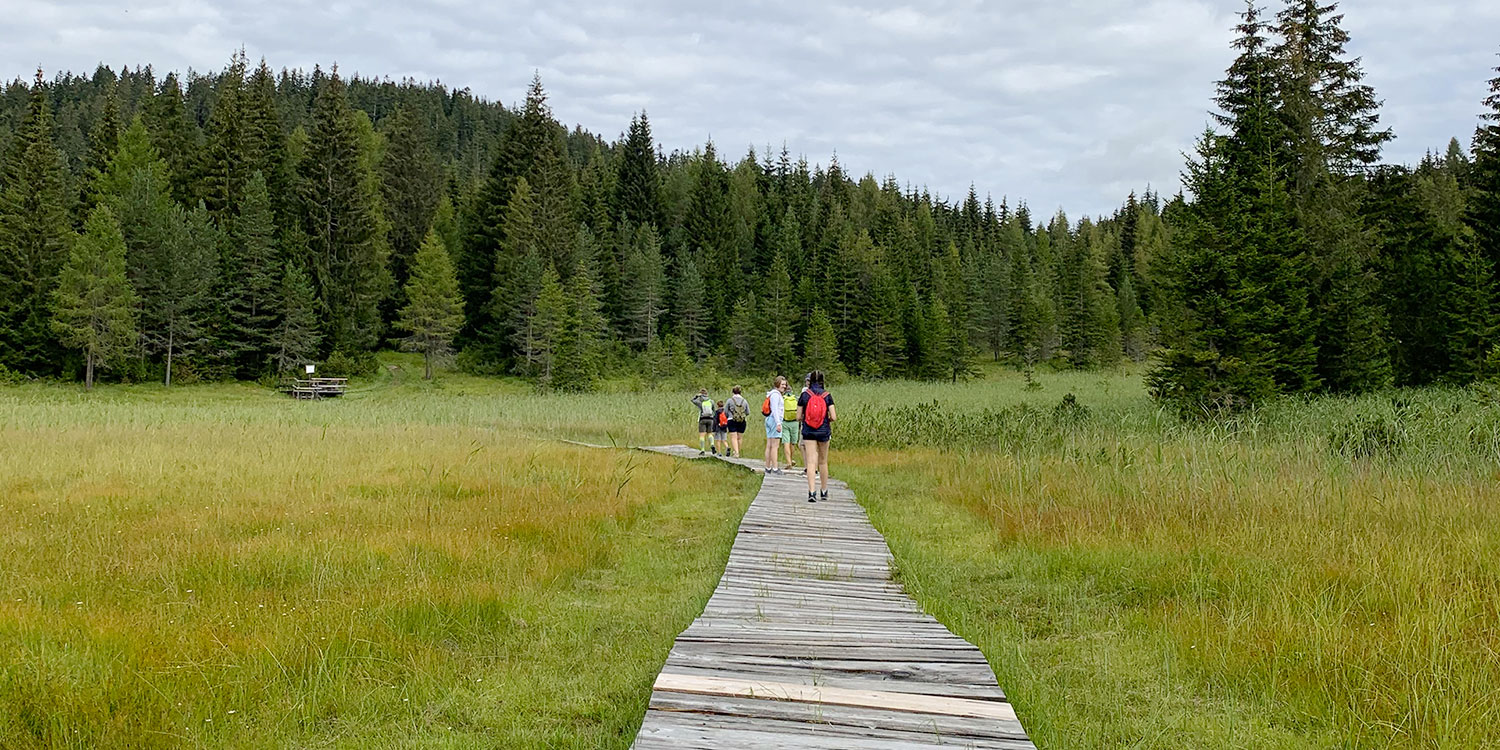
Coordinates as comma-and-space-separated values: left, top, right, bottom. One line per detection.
0, 368, 757, 748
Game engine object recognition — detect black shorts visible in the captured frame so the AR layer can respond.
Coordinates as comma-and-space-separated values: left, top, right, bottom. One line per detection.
698, 417, 714, 433
802, 426, 831, 443
728, 420, 747, 434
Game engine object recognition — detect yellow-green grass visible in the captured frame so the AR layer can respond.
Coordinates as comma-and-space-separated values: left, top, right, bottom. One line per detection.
834, 374, 1500, 748
6, 358, 1500, 747
0, 369, 758, 748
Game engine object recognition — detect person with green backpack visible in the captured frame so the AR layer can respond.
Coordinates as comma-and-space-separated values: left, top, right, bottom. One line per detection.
691, 388, 714, 455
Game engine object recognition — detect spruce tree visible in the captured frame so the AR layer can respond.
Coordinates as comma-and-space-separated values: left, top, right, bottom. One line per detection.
495, 176, 542, 369
299, 67, 389, 355
52, 206, 138, 389
621, 223, 665, 349
758, 249, 796, 373
0, 69, 71, 375
803, 307, 839, 374
82, 91, 122, 211
530, 264, 568, 385
396, 230, 465, 379
144, 72, 200, 206
555, 258, 606, 391
673, 255, 708, 360
381, 106, 441, 297
614, 111, 661, 229
201, 51, 249, 220
687, 142, 736, 335
729, 295, 759, 372
219, 171, 279, 377
1467, 56, 1500, 342
271, 261, 322, 373
139, 204, 221, 384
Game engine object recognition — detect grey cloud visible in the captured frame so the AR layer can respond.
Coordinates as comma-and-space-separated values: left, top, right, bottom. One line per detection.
1, 0, 1494, 217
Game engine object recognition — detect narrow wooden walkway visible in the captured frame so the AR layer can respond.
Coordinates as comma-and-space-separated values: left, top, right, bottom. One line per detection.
632, 445, 1035, 749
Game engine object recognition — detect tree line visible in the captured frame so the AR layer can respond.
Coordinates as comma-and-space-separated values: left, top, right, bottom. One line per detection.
1, 1, 1499, 405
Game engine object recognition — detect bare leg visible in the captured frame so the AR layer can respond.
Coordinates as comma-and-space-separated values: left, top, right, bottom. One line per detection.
817, 441, 830, 492
804, 440, 820, 494
765, 436, 779, 471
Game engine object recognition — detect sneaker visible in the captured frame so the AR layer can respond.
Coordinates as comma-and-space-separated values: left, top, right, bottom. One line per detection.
698, 450, 706, 456
807, 492, 817, 503
820, 490, 829, 502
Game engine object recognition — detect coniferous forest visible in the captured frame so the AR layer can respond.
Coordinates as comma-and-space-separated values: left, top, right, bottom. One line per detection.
1, 2, 1499, 412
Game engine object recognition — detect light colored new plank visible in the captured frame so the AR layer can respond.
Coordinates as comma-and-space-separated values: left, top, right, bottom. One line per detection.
653, 672, 1018, 722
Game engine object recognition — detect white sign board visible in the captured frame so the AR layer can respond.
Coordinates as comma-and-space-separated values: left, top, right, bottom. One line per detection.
306, 364, 316, 375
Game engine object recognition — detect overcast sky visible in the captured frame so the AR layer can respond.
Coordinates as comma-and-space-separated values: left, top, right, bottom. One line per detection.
3, 1, 1497, 217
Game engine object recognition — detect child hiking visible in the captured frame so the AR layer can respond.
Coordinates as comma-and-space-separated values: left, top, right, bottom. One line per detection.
692, 388, 714, 455
797, 370, 836, 502
762, 376, 787, 474
713, 400, 729, 455
725, 386, 750, 458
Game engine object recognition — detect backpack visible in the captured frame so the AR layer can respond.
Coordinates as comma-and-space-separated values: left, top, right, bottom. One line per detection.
699, 398, 713, 417
761, 395, 772, 416
717, 410, 728, 427
804, 390, 832, 430
728, 397, 748, 421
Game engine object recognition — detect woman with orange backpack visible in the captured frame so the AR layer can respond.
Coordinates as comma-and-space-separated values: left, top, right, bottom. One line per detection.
762, 376, 787, 474
797, 370, 836, 502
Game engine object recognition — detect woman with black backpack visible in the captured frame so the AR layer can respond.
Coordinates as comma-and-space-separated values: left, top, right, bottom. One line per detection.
797, 370, 836, 502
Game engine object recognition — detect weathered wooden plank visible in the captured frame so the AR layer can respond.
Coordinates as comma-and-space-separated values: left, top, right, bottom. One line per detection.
648, 692, 1030, 742
652, 673, 1018, 721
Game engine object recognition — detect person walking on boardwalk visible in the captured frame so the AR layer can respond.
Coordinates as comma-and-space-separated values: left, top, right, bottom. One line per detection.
726, 386, 751, 458
798, 370, 836, 502
782, 373, 807, 473
762, 376, 788, 474
712, 400, 729, 455
692, 388, 714, 455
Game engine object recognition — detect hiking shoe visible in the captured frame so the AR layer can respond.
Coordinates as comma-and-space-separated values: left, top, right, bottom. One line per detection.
820, 490, 829, 502
698, 450, 706, 456
807, 492, 817, 503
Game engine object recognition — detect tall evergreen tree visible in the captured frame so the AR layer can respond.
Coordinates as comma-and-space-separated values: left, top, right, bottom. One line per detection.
673, 255, 708, 360
621, 223, 665, 349
614, 111, 661, 229
200, 51, 249, 220
144, 71, 200, 206
82, 91, 121, 211
1467, 55, 1500, 358
51, 206, 137, 389
218, 171, 279, 377
803, 306, 839, 374
381, 105, 441, 298
0, 70, 71, 375
270, 261, 322, 373
396, 230, 465, 379
299, 67, 389, 355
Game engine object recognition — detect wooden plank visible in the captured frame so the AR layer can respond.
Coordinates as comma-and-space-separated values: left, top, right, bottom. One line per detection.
652, 673, 1018, 722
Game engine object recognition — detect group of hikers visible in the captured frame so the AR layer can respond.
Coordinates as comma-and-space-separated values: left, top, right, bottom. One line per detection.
692, 371, 836, 503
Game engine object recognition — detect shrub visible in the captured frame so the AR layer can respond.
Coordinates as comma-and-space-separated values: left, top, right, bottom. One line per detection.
321, 349, 380, 378
1328, 414, 1406, 459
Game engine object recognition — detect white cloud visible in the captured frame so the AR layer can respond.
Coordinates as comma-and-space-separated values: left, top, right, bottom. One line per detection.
0, 0, 1492, 216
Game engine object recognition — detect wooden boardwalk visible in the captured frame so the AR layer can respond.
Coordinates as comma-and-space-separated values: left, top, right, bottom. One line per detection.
632, 445, 1035, 749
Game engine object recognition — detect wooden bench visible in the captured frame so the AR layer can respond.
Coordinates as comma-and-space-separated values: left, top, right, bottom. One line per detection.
283, 377, 348, 400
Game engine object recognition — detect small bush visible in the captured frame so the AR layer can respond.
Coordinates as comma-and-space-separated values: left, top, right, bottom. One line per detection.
1328, 414, 1406, 459
322, 349, 380, 378
1052, 393, 1091, 427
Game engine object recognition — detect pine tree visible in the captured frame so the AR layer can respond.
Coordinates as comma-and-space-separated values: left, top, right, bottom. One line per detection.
0, 69, 71, 375
52, 206, 137, 389
1467, 56, 1500, 357
803, 307, 839, 374
531, 264, 568, 385
396, 230, 465, 379
496, 176, 542, 369
729, 295, 759, 372
614, 111, 661, 229
201, 51, 249, 220
555, 258, 606, 391
219, 171, 279, 377
135, 204, 221, 384
299, 67, 389, 355
381, 106, 441, 298
82, 91, 121, 211
144, 71, 200, 206
687, 142, 736, 335
673, 256, 708, 360
621, 223, 665, 348
271, 261, 322, 373
758, 248, 796, 373
459, 73, 559, 351
242, 59, 290, 216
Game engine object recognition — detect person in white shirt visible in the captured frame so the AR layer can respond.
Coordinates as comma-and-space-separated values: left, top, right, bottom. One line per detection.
762, 376, 788, 474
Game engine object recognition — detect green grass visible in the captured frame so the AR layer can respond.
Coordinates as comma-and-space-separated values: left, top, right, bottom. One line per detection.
4, 356, 1499, 747
0, 362, 758, 748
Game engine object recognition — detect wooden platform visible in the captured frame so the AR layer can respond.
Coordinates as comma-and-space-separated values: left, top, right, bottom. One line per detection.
632, 445, 1035, 749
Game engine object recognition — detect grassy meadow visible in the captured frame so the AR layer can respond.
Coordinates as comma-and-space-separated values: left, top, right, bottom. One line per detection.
3, 356, 1500, 747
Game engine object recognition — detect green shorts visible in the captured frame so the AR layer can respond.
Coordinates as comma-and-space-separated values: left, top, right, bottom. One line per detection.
782, 420, 801, 445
